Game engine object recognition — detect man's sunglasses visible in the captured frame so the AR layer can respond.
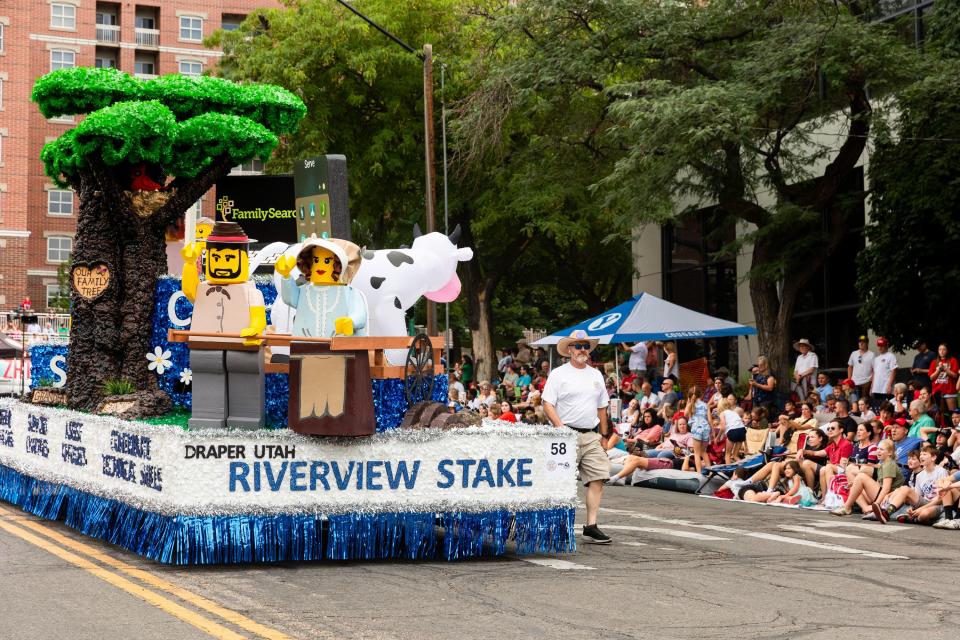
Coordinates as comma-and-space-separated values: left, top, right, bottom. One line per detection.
570, 342, 592, 350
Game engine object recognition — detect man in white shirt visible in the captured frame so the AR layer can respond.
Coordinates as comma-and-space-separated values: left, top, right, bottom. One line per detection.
793, 338, 818, 398
871, 336, 898, 407
543, 330, 612, 544
626, 341, 649, 381
847, 335, 876, 401
637, 382, 660, 411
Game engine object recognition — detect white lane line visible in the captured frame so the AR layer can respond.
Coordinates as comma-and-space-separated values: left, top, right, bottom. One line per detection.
778, 525, 863, 539
657, 547, 676, 551
619, 541, 648, 547
803, 521, 900, 533
520, 558, 595, 570
599, 508, 908, 560
600, 524, 729, 541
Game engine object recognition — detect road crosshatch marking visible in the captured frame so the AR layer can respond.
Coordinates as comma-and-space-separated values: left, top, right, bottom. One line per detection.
0, 505, 291, 640
597, 507, 910, 560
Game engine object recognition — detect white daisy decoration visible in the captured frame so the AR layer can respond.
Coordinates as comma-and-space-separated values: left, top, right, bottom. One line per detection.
179, 368, 193, 386
146, 346, 173, 375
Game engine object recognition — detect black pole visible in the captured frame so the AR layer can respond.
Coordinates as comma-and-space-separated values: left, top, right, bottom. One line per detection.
331, 0, 420, 57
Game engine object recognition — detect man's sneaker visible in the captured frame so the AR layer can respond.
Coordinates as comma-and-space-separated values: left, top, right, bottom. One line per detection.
871, 502, 889, 525
582, 524, 612, 544
862, 512, 877, 521
933, 516, 952, 529
945, 519, 960, 530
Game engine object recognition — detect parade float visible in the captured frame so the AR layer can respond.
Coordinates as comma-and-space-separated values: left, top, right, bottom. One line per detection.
0, 68, 576, 565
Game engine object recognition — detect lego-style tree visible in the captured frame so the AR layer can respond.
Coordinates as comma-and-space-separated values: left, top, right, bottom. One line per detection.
32, 68, 306, 411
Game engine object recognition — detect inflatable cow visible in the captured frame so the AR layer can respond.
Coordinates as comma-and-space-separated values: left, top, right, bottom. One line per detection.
353, 225, 473, 363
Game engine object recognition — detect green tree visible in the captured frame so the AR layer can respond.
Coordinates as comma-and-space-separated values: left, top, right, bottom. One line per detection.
475, 0, 919, 390
213, 0, 635, 382
856, 1, 960, 349
32, 67, 304, 410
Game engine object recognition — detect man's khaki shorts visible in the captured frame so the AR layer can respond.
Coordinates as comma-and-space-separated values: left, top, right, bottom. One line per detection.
576, 431, 610, 486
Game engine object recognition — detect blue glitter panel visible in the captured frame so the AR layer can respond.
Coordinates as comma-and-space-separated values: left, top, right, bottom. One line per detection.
28, 344, 69, 388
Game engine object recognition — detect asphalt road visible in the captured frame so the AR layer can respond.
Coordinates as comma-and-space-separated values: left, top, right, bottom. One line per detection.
2, 486, 958, 640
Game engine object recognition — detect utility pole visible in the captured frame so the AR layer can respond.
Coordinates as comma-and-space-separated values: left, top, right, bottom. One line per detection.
423, 44, 438, 336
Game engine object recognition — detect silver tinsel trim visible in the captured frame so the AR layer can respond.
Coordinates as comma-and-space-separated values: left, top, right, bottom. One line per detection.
0, 399, 577, 518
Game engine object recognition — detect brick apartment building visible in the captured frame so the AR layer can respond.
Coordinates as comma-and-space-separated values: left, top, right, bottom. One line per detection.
0, 0, 276, 313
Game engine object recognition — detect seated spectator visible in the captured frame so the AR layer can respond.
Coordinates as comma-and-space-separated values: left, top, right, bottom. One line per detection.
816, 421, 853, 497
834, 399, 858, 440
892, 382, 910, 416
854, 398, 877, 422
658, 378, 679, 407
477, 404, 489, 419
705, 375, 725, 405
933, 469, 960, 528
832, 439, 903, 517
815, 372, 834, 404
520, 407, 540, 424
782, 401, 799, 420
607, 451, 677, 484
877, 444, 947, 524
637, 382, 660, 412
774, 402, 817, 446
908, 399, 938, 443
488, 403, 504, 421
748, 461, 816, 505
499, 400, 517, 423
935, 430, 957, 470
751, 405, 770, 430
625, 409, 663, 451
889, 419, 924, 473
500, 364, 519, 398
647, 414, 694, 459
619, 398, 641, 433
517, 365, 532, 393
476, 381, 498, 408
750, 429, 826, 492
839, 378, 860, 405
845, 422, 879, 482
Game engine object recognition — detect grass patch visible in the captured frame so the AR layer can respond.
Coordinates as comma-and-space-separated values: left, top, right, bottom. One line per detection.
140, 407, 191, 430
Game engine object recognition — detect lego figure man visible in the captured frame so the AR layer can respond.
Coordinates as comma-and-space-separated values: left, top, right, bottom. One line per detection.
275, 236, 367, 338
181, 221, 266, 430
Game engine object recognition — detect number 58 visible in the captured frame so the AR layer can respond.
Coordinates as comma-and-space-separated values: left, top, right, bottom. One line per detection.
550, 442, 567, 455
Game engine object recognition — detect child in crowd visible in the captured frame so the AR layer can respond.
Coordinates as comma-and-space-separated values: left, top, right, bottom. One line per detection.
878, 444, 947, 524
774, 460, 817, 505
832, 439, 903, 518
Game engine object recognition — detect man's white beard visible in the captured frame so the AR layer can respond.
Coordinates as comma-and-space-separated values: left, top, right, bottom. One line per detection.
573, 353, 589, 365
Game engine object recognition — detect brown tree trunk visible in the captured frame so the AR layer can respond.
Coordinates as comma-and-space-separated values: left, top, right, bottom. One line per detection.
65, 165, 124, 410
469, 284, 497, 383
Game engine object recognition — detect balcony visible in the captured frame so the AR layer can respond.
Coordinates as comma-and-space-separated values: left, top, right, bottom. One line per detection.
135, 28, 159, 48
95, 24, 119, 44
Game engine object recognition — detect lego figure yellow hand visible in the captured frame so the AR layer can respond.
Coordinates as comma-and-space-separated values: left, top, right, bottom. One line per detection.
275, 255, 297, 278
181, 242, 201, 263
334, 317, 354, 336
240, 325, 262, 346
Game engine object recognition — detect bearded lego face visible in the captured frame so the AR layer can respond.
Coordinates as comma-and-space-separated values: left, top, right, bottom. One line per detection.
205, 245, 249, 284
308, 246, 342, 285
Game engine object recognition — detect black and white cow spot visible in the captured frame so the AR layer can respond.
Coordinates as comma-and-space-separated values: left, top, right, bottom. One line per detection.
394, 297, 402, 309
370, 276, 385, 289
387, 251, 414, 267
362, 250, 376, 260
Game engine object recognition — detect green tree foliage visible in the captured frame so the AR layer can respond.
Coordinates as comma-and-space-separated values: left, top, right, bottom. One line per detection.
31, 67, 305, 410
213, 0, 634, 380
856, 2, 960, 350
470, 0, 921, 389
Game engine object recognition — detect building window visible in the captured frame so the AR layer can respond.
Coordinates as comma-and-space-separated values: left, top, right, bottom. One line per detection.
95, 56, 116, 69
0, 78, 3, 110
51, 49, 76, 71
47, 236, 72, 263
222, 14, 245, 32
51, 3, 77, 30
179, 60, 202, 77
48, 190, 74, 216
0, 24, 5, 53
180, 16, 203, 41
46, 284, 65, 310
134, 60, 155, 76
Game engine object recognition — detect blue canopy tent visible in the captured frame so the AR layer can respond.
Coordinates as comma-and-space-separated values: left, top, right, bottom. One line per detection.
531, 292, 756, 345
532, 293, 757, 415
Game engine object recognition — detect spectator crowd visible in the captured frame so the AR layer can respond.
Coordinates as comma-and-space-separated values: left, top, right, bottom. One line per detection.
450, 335, 960, 529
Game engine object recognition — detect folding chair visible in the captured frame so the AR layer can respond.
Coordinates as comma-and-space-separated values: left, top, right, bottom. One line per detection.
695, 445, 789, 494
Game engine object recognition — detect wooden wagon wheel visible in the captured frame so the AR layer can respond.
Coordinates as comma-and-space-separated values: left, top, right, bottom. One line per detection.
404, 333, 435, 405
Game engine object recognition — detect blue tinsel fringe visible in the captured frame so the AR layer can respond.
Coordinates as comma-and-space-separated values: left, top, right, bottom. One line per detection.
0, 464, 575, 565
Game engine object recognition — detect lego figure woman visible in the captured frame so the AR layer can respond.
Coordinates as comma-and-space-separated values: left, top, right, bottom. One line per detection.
275, 236, 367, 338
